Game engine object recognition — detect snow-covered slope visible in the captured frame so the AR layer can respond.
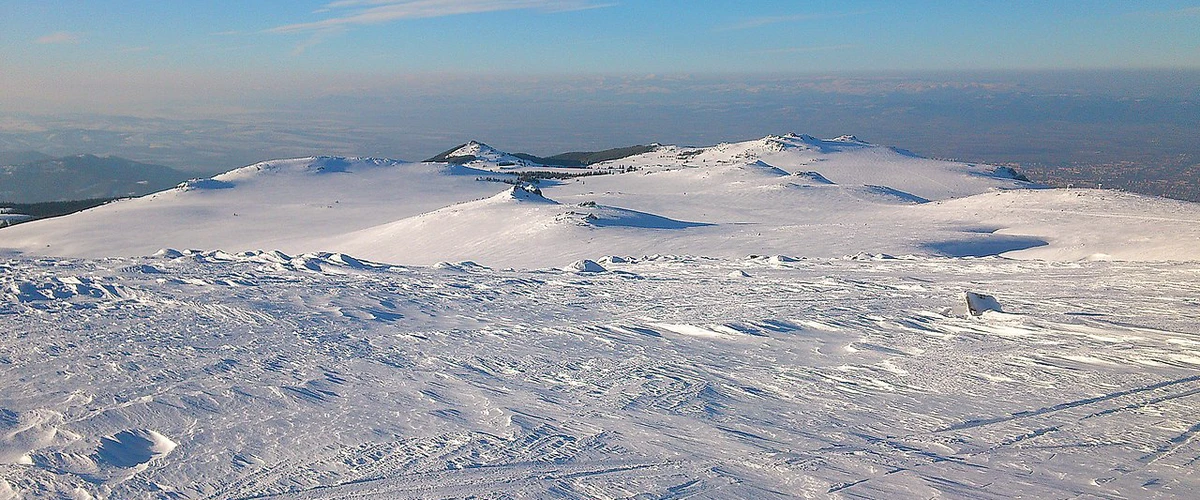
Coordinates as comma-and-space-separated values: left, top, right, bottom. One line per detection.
2, 135, 1199, 268
3, 134, 1200, 498
0, 156, 511, 259
590, 133, 1030, 201
2, 252, 1199, 498
916, 188, 1200, 261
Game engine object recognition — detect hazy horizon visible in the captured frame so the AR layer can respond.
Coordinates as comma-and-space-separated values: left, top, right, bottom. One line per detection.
2, 2, 1198, 198
2, 69, 1197, 173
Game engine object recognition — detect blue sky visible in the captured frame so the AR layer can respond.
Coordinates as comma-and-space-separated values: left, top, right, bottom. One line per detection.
1, 1, 1198, 113
5, 1, 1199, 73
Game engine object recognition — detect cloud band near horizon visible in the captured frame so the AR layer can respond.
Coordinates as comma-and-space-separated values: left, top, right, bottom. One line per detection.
35, 31, 80, 44
268, 0, 613, 33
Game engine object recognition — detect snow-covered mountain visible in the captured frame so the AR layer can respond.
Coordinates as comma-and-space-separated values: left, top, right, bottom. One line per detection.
2, 134, 1198, 266
425, 140, 543, 169
3, 135, 1200, 498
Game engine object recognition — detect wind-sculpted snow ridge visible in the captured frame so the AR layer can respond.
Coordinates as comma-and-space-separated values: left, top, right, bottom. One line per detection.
791, 170, 836, 185
213, 156, 408, 181
556, 203, 712, 229
1, 253, 1199, 498
737, 159, 791, 177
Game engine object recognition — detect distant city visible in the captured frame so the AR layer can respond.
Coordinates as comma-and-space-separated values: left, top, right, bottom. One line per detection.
1020, 157, 1200, 202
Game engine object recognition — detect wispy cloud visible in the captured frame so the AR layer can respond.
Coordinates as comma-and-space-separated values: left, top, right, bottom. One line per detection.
719, 11, 872, 31
268, 0, 614, 34
292, 31, 337, 55
35, 31, 80, 45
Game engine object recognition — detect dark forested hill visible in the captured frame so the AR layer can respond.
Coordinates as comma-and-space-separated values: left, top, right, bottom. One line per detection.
0, 153, 187, 203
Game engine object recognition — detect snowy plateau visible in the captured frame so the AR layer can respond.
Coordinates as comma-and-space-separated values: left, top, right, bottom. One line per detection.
1, 134, 1199, 498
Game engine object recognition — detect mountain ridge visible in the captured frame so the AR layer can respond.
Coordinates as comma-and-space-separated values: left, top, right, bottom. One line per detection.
425, 141, 658, 168
2, 134, 1194, 267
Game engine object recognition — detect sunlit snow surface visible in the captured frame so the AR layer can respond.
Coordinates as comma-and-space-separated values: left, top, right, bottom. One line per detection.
3, 135, 1200, 498
5, 135, 1200, 265
3, 251, 1199, 498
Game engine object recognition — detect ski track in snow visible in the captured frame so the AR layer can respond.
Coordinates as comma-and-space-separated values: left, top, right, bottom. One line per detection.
1, 252, 1199, 498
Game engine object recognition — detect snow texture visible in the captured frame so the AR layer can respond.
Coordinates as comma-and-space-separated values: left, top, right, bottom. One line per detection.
1, 254, 1199, 498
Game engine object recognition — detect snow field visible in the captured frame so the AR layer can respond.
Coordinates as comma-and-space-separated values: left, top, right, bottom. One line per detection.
7, 134, 1198, 267
3, 134, 1200, 497
2, 252, 1199, 498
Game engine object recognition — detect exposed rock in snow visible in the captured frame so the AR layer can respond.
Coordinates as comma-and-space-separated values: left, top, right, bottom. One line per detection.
993, 165, 1031, 182
176, 178, 235, 191
600, 255, 629, 265
768, 255, 798, 264
494, 185, 556, 204
433, 260, 486, 272
565, 259, 606, 273
966, 291, 1004, 315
